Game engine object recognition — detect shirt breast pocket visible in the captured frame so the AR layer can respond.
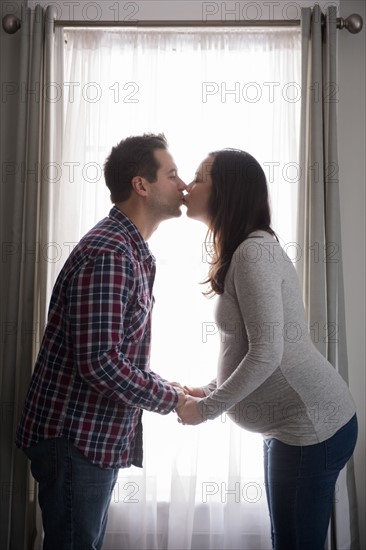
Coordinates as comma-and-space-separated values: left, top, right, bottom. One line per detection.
125, 292, 152, 343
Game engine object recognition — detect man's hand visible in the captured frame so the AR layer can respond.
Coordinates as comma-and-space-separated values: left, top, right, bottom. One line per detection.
175, 388, 187, 409
168, 381, 185, 391
175, 395, 204, 425
167, 382, 205, 415
167, 381, 187, 410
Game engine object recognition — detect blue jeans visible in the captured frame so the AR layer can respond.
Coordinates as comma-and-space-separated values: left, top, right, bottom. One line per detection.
263, 414, 358, 550
24, 438, 119, 550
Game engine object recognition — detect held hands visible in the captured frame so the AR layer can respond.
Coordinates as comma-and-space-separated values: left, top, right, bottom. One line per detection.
176, 395, 204, 425
168, 382, 205, 426
183, 386, 205, 398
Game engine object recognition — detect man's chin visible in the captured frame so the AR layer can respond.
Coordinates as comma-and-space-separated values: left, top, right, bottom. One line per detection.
173, 207, 183, 218
160, 207, 183, 221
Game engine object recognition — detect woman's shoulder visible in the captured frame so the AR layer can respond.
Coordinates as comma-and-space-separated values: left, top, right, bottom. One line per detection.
232, 230, 280, 265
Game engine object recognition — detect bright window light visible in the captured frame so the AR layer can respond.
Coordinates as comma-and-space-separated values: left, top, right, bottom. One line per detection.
56, 26, 301, 546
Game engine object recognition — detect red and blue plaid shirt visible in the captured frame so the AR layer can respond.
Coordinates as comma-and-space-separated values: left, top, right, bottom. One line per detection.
16, 206, 178, 468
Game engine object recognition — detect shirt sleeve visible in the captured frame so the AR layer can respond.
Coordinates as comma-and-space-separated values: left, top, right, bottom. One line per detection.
202, 378, 217, 396
67, 253, 178, 414
199, 239, 284, 420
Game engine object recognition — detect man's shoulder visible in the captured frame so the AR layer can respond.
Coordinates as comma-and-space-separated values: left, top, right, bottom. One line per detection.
77, 215, 135, 260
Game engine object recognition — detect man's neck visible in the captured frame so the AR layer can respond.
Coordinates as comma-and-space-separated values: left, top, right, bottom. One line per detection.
115, 202, 158, 241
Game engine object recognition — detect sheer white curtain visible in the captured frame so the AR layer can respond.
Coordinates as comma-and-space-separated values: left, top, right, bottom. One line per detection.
50, 27, 301, 550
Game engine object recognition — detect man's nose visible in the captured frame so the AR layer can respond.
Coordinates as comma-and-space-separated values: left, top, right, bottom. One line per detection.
177, 178, 188, 191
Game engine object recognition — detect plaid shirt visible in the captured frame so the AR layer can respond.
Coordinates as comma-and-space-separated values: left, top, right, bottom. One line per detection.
16, 206, 178, 469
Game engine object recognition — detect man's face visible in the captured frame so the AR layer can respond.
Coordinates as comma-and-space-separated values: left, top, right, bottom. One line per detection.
147, 149, 187, 220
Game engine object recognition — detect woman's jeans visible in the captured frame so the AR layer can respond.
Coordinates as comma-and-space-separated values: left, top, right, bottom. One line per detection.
263, 414, 358, 550
24, 437, 119, 550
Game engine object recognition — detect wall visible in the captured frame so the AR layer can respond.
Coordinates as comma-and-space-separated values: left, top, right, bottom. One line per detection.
26, 0, 340, 21
338, 1, 366, 548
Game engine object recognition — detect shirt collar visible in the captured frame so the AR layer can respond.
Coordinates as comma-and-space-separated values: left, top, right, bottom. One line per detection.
109, 206, 154, 262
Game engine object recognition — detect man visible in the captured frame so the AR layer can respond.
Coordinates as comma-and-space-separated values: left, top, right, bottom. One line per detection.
16, 133, 187, 549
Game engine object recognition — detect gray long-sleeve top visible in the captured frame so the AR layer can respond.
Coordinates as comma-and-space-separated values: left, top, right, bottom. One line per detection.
199, 231, 356, 445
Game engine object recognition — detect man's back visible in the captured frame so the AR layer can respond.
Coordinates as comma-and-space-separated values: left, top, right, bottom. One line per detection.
16, 206, 177, 468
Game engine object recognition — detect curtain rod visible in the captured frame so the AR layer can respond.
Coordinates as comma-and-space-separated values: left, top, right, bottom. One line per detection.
2, 13, 364, 34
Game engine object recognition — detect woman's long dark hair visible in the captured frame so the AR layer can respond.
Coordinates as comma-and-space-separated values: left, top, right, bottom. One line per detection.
204, 149, 277, 295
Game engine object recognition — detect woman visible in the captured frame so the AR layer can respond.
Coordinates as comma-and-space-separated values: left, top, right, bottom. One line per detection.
176, 149, 357, 550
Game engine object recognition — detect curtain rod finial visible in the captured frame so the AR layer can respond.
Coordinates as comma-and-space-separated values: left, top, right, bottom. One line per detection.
348, 13, 363, 34
338, 13, 363, 34
2, 14, 21, 34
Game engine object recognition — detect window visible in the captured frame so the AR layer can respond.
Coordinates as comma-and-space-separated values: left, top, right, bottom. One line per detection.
52, 26, 301, 549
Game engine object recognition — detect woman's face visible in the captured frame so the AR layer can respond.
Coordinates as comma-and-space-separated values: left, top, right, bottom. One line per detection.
184, 156, 213, 225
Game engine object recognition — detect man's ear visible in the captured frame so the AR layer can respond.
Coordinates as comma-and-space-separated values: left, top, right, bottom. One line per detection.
131, 176, 148, 197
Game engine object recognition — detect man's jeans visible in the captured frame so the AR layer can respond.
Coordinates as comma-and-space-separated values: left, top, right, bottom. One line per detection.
24, 437, 119, 550
264, 414, 358, 550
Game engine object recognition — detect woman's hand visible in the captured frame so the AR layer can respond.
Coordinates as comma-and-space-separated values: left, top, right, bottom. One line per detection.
183, 386, 205, 398
175, 395, 205, 425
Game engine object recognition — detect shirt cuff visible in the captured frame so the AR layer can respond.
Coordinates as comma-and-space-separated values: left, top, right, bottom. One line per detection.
153, 386, 179, 415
